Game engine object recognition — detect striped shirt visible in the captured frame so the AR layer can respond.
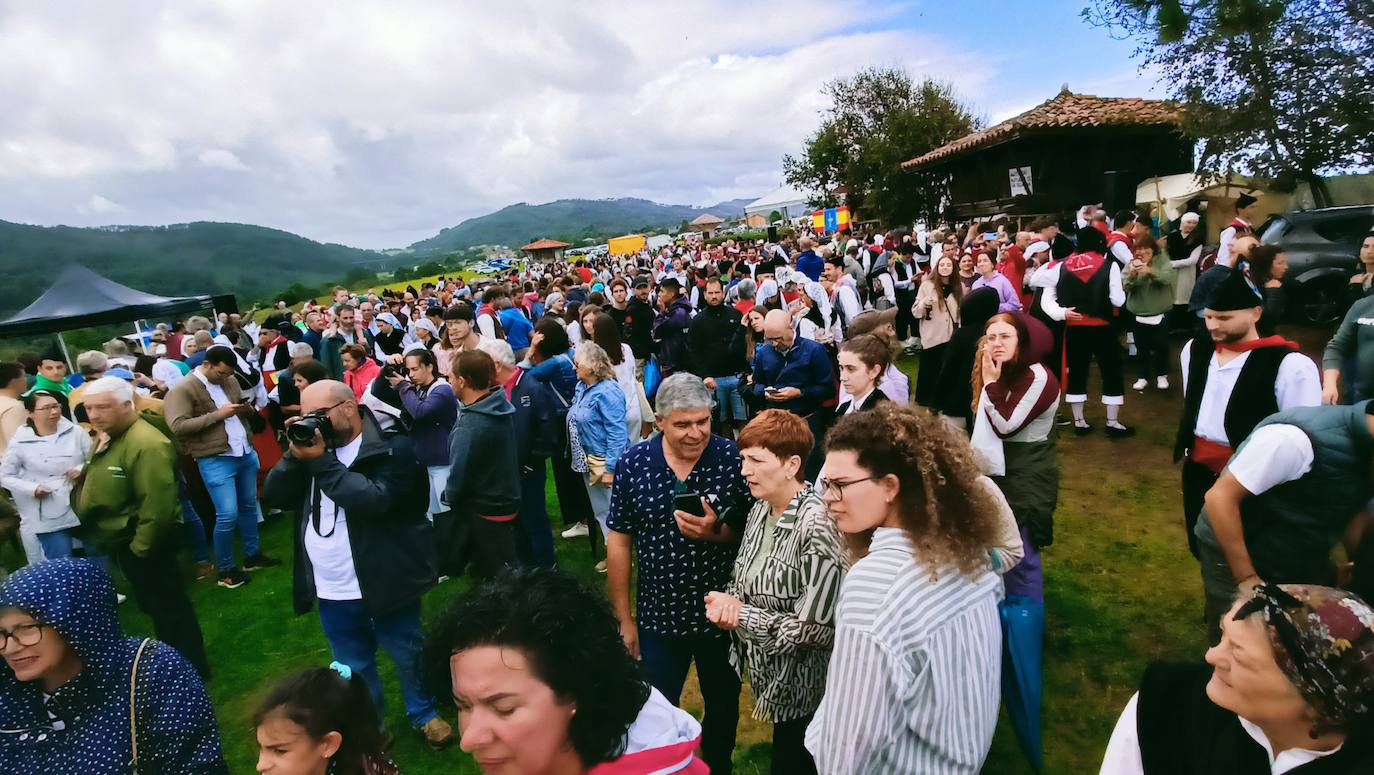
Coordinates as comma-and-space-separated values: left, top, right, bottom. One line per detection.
725, 488, 846, 723
806, 527, 1003, 774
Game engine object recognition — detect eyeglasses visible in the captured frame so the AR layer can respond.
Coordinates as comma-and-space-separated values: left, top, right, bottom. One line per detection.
0, 622, 46, 650
817, 476, 879, 501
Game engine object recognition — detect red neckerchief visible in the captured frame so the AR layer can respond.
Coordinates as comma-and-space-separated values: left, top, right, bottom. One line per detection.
502, 367, 523, 400
1215, 335, 1299, 354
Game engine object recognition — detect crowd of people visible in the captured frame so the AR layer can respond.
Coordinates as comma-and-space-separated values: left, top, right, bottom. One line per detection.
0, 198, 1373, 774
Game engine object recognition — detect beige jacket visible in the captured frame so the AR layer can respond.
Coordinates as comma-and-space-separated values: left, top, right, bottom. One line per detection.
913, 280, 960, 348
164, 371, 248, 459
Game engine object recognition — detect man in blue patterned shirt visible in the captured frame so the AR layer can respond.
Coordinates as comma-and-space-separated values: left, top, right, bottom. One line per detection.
606, 373, 751, 775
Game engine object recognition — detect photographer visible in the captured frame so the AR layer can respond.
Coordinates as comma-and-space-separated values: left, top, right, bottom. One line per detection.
165, 346, 280, 589
261, 380, 454, 750
387, 348, 457, 522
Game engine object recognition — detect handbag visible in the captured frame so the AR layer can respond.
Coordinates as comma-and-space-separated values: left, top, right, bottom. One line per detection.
130, 637, 151, 774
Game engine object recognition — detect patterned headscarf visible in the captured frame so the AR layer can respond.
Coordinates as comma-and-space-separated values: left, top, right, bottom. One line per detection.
1235, 584, 1374, 731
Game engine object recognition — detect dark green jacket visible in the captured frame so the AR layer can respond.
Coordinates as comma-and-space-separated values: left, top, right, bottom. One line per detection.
74, 417, 181, 557
1198, 401, 1374, 582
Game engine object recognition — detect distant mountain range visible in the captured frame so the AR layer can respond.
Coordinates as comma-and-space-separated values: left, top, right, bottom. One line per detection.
0, 195, 758, 317
0, 220, 390, 315
407, 197, 755, 254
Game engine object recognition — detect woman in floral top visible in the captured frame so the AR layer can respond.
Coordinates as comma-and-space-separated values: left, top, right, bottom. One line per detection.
705, 409, 845, 775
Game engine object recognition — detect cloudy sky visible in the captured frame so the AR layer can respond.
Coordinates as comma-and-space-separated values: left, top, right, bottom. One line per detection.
0, 0, 1157, 249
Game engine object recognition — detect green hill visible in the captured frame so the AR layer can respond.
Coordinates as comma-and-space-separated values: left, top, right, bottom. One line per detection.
407, 197, 754, 254
0, 220, 394, 315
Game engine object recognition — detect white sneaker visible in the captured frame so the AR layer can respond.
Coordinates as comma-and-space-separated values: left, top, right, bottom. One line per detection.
1132, 378, 1148, 391
1157, 376, 1169, 390
561, 522, 589, 539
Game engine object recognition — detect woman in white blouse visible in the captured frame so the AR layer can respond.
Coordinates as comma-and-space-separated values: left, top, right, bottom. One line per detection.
806, 403, 1013, 774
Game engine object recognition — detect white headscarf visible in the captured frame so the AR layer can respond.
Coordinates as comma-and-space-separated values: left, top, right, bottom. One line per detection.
803, 282, 833, 326
757, 279, 780, 306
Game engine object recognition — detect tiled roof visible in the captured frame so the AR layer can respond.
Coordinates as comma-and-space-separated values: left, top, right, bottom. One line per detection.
520, 238, 571, 251
901, 91, 1183, 170
690, 213, 724, 226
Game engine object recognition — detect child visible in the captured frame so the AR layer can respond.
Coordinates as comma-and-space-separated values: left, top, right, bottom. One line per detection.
254, 664, 400, 775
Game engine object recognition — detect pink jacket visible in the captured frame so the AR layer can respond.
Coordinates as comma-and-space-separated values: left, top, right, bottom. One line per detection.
344, 358, 382, 402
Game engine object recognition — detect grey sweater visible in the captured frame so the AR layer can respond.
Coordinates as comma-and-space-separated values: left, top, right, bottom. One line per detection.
1323, 295, 1374, 400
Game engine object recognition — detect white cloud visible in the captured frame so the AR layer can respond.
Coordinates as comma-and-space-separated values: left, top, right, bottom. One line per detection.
79, 194, 126, 215
0, 1, 1143, 248
197, 148, 249, 171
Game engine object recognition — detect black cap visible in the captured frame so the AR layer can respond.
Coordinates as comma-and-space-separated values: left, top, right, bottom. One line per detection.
1236, 192, 1258, 209
1075, 226, 1107, 254
633, 275, 650, 289
1205, 262, 1265, 311
39, 345, 64, 363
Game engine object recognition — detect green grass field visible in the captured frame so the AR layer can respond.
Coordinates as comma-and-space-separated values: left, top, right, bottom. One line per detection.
83, 341, 1241, 774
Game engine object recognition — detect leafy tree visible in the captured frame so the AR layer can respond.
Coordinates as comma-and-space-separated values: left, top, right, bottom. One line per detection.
768, 210, 783, 223
274, 283, 315, 306
343, 266, 377, 287
414, 260, 446, 277
1085, 0, 1374, 204
784, 68, 980, 227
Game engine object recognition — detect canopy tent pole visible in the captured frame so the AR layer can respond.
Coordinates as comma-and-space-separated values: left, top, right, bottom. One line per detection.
54, 331, 73, 372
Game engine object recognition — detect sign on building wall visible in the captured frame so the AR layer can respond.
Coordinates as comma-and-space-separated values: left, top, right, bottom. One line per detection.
1009, 166, 1033, 197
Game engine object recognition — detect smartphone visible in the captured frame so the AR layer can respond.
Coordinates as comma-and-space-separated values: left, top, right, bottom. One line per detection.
764, 386, 780, 395
674, 491, 706, 518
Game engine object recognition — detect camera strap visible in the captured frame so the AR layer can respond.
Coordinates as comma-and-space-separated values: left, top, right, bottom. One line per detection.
310, 480, 337, 538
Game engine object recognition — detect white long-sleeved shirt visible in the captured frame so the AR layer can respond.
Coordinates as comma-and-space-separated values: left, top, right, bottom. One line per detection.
1179, 344, 1321, 445
1036, 262, 1126, 322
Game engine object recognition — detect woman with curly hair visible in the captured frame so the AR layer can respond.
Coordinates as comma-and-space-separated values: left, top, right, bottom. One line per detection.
806, 404, 1014, 775
425, 567, 707, 774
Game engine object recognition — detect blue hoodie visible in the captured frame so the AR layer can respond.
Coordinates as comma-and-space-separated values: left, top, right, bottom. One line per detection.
0, 559, 227, 774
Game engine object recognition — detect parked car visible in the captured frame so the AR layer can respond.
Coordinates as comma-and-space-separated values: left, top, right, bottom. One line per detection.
1257, 205, 1374, 324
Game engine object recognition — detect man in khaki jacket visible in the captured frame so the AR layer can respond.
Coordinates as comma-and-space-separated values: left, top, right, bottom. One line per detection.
165, 347, 280, 589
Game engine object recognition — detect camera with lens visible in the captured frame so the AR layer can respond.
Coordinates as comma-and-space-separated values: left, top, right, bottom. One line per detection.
286, 410, 333, 446
380, 362, 405, 381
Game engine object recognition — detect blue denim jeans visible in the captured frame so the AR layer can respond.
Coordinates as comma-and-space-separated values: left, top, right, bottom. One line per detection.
317, 598, 437, 728
35, 529, 108, 572
711, 375, 747, 423
516, 464, 556, 568
178, 472, 211, 564
196, 450, 262, 571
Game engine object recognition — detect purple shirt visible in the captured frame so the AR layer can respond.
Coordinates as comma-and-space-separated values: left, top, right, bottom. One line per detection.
972, 272, 1023, 313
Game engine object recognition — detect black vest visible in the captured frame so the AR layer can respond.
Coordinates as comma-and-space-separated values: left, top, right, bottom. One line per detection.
1137, 662, 1370, 774
1055, 253, 1114, 320
1173, 338, 1286, 462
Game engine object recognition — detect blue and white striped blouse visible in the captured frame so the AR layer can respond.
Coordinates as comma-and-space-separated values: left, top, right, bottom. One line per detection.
805, 527, 1003, 774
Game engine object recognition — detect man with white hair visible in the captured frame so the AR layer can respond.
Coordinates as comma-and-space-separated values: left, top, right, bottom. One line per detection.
606, 372, 751, 775
75, 376, 211, 676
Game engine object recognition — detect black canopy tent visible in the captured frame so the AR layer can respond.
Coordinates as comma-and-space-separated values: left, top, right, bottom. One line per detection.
0, 264, 223, 338
0, 265, 229, 367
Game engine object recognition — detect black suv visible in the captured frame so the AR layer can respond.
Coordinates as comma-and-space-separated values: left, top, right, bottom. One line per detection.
1258, 205, 1374, 324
